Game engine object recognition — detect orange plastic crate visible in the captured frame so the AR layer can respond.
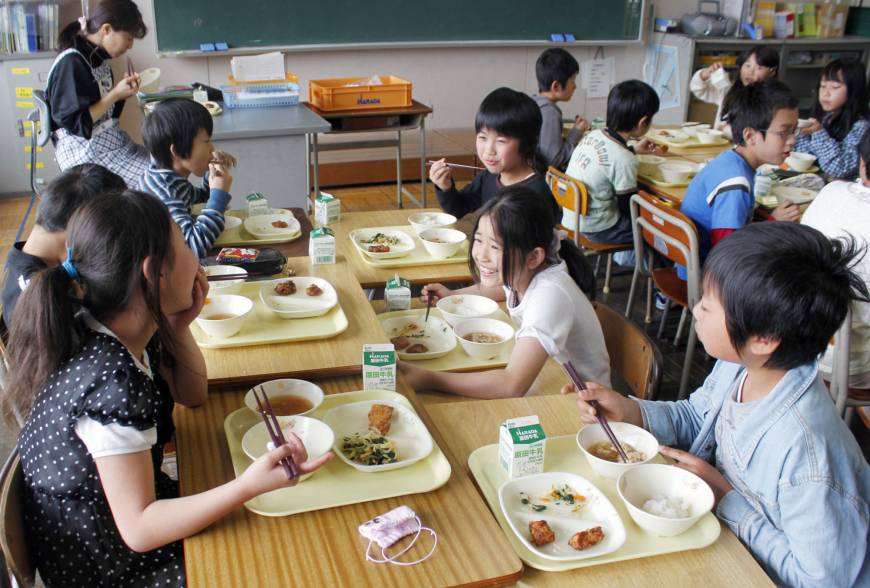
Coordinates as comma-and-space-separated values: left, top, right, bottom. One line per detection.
308, 75, 412, 111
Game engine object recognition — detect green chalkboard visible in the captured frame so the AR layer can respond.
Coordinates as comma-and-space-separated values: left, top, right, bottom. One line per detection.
153, 0, 646, 53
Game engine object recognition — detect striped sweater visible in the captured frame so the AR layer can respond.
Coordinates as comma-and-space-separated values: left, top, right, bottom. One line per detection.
141, 164, 231, 258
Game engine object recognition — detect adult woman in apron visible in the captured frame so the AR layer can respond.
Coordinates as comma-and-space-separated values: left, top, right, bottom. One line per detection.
46, 0, 148, 189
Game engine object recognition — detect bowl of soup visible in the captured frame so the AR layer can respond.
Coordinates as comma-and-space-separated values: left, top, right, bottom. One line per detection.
244, 379, 324, 417
785, 151, 817, 172
576, 421, 659, 479
453, 317, 515, 360
408, 212, 457, 236
203, 264, 247, 295
195, 294, 253, 338
419, 228, 467, 259
695, 129, 725, 145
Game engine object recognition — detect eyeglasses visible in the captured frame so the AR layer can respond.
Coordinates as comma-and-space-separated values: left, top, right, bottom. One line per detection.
761, 128, 800, 141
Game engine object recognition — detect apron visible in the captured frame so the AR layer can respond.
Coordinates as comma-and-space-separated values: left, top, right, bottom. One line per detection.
47, 47, 149, 189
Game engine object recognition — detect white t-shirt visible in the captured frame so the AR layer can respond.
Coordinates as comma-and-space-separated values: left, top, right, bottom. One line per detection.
505, 260, 612, 388
563, 129, 637, 234
801, 180, 870, 387
73, 314, 159, 458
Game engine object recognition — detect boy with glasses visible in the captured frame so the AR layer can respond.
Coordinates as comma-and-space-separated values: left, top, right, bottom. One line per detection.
678, 79, 801, 277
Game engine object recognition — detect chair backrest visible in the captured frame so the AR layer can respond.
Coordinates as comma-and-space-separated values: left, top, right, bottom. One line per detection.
630, 191, 702, 306
594, 302, 663, 400
546, 167, 589, 243
0, 451, 34, 587
28, 91, 50, 149
830, 305, 852, 417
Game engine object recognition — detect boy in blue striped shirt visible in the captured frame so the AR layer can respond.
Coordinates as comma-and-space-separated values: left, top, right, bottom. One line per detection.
141, 99, 235, 258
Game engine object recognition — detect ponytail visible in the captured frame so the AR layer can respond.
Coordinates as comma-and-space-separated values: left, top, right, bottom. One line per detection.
3, 266, 82, 423
58, 0, 147, 51
558, 239, 596, 300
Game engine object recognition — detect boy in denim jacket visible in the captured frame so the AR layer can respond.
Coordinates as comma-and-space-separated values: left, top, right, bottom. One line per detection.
565, 222, 869, 587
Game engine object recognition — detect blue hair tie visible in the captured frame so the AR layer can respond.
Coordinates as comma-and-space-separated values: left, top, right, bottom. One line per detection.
61, 246, 80, 281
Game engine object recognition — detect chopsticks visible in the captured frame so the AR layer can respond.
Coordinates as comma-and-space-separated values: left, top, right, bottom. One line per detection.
253, 385, 298, 479
206, 273, 252, 282
426, 160, 486, 171
424, 292, 434, 324
125, 56, 135, 78
562, 361, 631, 463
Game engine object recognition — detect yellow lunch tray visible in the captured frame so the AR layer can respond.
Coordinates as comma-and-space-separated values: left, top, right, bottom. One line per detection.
191, 281, 347, 349
350, 225, 470, 269
378, 308, 514, 372
648, 131, 730, 150
468, 435, 721, 572
224, 389, 453, 516
213, 209, 301, 247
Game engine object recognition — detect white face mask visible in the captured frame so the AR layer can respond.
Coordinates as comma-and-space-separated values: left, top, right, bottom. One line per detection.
358, 505, 437, 566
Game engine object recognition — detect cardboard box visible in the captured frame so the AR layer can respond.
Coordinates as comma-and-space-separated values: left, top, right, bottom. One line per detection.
308, 227, 336, 265
818, 3, 849, 37
246, 192, 270, 217
385, 275, 411, 311
499, 416, 547, 478
774, 11, 796, 38
314, 192, 341, 226
754, 1, 777, 38
363, 344, 396, 391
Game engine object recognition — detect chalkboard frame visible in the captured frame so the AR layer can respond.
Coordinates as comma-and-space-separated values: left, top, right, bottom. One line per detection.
152, 0, 649, 57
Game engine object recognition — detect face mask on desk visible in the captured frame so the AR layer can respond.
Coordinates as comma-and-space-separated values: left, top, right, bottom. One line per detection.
358, 505, 437, 565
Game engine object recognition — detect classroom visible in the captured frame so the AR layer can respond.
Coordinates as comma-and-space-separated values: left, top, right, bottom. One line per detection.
0, 0, 868, 586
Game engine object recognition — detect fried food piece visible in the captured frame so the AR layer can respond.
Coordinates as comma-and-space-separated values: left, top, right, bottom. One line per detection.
390, 335, 411, 350
406, 343, 429, 354
274, 280, 296, 295
368, 404, 394, 435
367, 244, 390, 253
305, 283, 323, 297
568, 526, 604, 551
529, 520, 555, 546
271, 220, 289, 229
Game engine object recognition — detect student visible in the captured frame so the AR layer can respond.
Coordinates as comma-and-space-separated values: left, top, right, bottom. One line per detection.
46, 0, 150, 188
801, 127, 870, 389
563, 222, 870, 587
2, 192, 331, 587
563, 80, 660, 246
430, 87, 558, 223
1, 163, 126, 327
399, 187, 611, 398
690, 46, 779, 137
795, 58, 870, 179
141, 99, 236, 259
532, 48, 589, 170
679, 79, 801, 277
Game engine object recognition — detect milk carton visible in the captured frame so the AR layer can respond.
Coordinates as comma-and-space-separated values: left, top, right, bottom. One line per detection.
363, 344, 396, 391
314, 192, 341, 226
246, 192, 270, 217
499, 416, 546, 478
385, 274, 411, 311
308, 227, 336, 265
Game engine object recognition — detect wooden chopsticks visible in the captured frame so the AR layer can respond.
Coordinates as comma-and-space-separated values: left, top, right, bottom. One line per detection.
125, 56, 135, 78
253, 385, 298, 479
563, 361, 631, 463
206, 273, 252, 283
426, 160, 486, 171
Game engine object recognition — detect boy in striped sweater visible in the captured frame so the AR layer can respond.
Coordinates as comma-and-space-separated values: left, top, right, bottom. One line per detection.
141, 99, 235, 258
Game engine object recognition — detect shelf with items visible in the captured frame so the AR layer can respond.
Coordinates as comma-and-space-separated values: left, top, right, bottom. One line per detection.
0, 1, 60, 55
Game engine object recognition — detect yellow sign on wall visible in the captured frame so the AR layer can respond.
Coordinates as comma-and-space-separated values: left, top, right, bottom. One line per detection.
15, 87, 34, 98
16, 100, 35, 109
11, 67, 31, 75
26, 162, 46, 170
23, 146, 44, 153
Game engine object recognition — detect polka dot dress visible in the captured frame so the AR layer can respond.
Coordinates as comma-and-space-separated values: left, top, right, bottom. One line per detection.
18, 331, 185, 587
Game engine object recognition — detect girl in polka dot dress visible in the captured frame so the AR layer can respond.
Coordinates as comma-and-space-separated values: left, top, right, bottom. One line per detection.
3, 191, 332, 587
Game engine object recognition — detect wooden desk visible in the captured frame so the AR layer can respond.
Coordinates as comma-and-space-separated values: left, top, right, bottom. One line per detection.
331, 209, 473, 288
307, 100, 433, 208
200, 258, 388, 384
177, 376, 523, 587
425, 396, 774, 587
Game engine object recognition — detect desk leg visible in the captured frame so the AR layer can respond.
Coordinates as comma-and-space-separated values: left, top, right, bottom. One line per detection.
396, 129, 403, 209
420, 117, 427, 207
311, 133, 321, 202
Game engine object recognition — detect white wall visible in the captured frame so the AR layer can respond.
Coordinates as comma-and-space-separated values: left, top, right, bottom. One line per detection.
71, 0, 699, 139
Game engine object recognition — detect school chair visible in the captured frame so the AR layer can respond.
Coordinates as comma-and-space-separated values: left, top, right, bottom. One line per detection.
545, 167, 633, 294
10, 91, 52, 254
0, 451, 34, 588
829, 306, 870, 422
593, 302, 663, 400
624, 191, 701, 400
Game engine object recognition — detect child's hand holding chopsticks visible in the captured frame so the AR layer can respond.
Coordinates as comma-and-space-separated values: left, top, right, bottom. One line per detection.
560, 381, 643, 427
210, 150, 237, 168
239, 432, 333, 497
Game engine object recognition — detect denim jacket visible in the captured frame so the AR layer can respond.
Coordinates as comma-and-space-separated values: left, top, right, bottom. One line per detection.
637, 360, 869, 588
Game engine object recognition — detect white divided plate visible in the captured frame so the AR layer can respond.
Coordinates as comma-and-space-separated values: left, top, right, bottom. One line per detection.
498, 472, 627, 562
380, 314, 456, 361
322, 400, 434, 473
259, 277, 338, 319
349, 228, 416, 260
243, 213, 301, 240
